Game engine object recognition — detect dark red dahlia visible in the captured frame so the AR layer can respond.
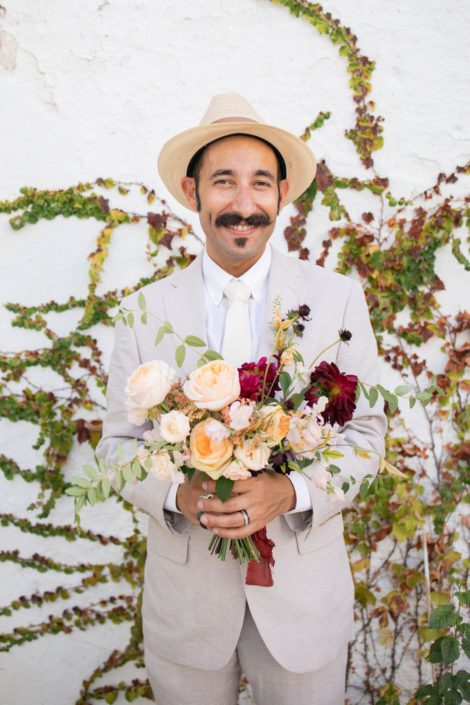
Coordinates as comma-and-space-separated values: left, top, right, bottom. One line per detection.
238, 357, 280, 402
305, 361, 358, 426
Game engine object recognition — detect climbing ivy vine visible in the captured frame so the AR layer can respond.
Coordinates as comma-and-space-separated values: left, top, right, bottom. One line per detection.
1, 1, 468, 703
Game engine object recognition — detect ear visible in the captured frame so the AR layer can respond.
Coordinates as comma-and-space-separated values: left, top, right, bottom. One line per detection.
180, 176, 198, 212
277, 179, 290, 212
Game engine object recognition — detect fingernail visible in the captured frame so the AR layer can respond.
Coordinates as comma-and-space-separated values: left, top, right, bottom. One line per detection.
197, 500, 203, 510
200, 514, 207, 525
202, 482, 207, 491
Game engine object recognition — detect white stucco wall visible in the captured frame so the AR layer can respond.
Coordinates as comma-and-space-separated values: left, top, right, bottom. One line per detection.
0, 1, 469, 704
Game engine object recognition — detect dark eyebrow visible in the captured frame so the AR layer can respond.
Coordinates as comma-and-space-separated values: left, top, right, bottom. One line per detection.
209, 168, 275, 180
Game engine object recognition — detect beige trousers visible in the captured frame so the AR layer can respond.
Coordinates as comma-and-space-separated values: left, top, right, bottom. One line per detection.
145, 604, 347, 705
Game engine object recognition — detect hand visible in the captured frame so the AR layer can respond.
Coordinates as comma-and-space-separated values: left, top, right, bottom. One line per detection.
176, 471, 209, 526
196, 472, 296, 539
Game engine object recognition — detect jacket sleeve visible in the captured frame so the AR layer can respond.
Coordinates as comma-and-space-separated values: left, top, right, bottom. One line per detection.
95, 315, 186, 535
283, 280, 387, 533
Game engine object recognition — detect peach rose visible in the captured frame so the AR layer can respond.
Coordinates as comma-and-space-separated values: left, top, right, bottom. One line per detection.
234, 439, 271, 471
259, 404, 291, 446
189, 418, 233, 480
183, 360, 240, 411
125, 360, 176, 424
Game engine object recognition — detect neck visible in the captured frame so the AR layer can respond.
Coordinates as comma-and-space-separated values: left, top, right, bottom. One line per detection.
206, 247, 266, 277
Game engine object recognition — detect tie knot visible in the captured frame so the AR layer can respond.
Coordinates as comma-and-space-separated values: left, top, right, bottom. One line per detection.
223, 278, 251, 303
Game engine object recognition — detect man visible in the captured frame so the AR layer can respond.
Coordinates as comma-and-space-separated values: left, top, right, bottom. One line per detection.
96, 93, 386, 705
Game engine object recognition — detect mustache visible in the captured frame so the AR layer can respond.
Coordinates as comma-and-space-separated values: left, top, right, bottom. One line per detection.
215, 212, 271, 228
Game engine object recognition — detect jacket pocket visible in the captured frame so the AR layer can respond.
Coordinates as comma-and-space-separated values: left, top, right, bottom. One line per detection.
148, 518, 190, 564
295, 512, 343, 554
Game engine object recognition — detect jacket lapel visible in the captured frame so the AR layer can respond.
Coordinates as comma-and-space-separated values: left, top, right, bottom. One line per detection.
161, 254, 207, 375
258, 248, 308, 359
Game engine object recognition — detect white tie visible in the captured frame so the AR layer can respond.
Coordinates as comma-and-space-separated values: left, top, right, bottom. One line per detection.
221, 279, 252, 368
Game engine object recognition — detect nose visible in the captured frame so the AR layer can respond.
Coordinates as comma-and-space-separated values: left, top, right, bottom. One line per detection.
231, 184, 256, 217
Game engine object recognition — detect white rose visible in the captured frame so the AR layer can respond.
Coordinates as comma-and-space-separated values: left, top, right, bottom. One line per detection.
234, 440, 271, 471
160, 410, 190, 443
125, 360, 176, 420
183, 360, 240, 411
127, 406, 149, 427
223, 459, 252, 481
143, 428, 161, 443
228, 401, 254, 431
205, 419, 231, 442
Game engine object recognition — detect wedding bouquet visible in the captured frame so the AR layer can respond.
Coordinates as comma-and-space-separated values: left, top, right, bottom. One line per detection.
69, 299, 386, 587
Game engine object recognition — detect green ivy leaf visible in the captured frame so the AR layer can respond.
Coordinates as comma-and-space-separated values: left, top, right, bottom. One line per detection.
429, 604, 460, 629
429, 636, 460, 664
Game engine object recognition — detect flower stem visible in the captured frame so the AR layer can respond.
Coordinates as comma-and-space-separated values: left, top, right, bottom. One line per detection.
307, 338, 341, 371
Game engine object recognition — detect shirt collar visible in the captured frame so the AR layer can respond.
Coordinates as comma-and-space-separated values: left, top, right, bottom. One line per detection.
202, 245, 272, 305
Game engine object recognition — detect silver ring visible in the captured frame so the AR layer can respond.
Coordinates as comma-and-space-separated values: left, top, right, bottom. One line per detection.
199, 493, 214, 501
241, 509, 250, 526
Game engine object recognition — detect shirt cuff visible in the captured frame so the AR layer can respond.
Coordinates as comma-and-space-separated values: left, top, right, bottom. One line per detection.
163, 483, 182, 513
284, 473, 312, 514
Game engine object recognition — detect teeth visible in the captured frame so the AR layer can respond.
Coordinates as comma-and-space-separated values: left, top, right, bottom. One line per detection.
228, 224, 255, 231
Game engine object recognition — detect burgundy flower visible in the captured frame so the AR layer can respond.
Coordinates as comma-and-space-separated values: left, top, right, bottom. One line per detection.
305, 361, 358, 426
238, 357, 280, 402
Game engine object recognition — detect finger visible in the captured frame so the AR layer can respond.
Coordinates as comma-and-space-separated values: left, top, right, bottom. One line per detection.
197, 495, 247, 514
212, 523, 261, 540
231, 478, 257, 494
201, 479, 217, 493
201, 511, 246, 530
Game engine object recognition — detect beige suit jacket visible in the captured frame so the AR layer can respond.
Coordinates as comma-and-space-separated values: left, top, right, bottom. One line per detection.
96, 247, 386, 673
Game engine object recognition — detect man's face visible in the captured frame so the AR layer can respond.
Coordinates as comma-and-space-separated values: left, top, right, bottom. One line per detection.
181, 135, 289, 274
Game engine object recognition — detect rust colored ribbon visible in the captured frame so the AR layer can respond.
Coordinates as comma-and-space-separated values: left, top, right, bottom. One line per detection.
245, 527, 275, 587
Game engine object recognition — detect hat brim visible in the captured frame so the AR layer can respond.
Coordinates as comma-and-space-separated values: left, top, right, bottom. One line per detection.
157, 121, 316, 210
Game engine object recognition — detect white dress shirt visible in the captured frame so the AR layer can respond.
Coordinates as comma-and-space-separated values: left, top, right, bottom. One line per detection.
164, 245, 312, 515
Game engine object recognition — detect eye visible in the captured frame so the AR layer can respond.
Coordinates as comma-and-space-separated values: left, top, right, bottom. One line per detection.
255, 181, 271, 188
213, 178, 232, 185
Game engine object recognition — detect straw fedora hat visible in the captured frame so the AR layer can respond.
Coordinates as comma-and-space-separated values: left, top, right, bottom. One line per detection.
157, 92, 316, 209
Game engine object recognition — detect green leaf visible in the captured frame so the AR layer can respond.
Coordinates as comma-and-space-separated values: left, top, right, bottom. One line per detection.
429, 636, 460, 664
126, 312, 134, 328
132, 460, 143, 480
71, 476, 91, 489
123, 464, 134, 483
409, 397, 417, 409
387, 394, 398, 413
154, 325, 166, 346
175, 344, 186, 368
456, 590, 470, 606
279, 371, 292, 396
394, 384, 414, 396
75, 494, 87, 514
140, 312, 148, 325
101, 477, 111, 498
163, 321, 173, 333
359, 479, 370, 499
359, 382, 369, 401
462, 637, 470, 659
328, 464, 341, 475
138, 292, 146, 311
204, 349, 223, 361
65, 486, 87, 497
444, 689, 463, 705
430, 604, 460, 629
83, 464, 98, 480
87, 487, 97, 505
216, 476, 234, 503
455, 670, 470, 699
368, 386, 378, 407
184, 335, 206, 347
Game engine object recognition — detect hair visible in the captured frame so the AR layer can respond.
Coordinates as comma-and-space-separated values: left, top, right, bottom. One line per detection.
186, 133, 287, 212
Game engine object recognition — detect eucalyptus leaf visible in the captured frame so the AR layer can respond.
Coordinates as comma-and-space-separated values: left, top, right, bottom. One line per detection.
184, 335, 206, 347
138, 292, 146, 311
175, 344, 186, 368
